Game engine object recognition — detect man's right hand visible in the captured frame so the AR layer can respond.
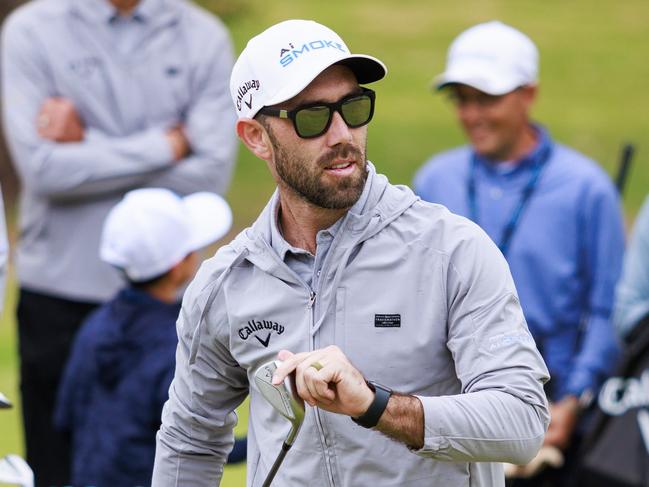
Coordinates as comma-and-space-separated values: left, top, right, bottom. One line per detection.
166, 126, 191, 161
36, 97, 84, 142
544, 396, 580, 450
272, 346, 374, 418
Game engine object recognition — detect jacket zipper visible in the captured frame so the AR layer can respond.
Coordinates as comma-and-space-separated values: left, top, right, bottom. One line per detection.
308, 290, 336, 487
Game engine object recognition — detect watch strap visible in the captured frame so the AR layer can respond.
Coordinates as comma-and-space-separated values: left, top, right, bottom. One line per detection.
351, 380, 392, 429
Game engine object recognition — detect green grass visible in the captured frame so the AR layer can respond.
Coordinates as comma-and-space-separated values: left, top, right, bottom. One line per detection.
2, 1, 649, 486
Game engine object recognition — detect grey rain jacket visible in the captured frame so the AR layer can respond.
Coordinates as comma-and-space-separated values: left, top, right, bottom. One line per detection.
153, 165, 550, 486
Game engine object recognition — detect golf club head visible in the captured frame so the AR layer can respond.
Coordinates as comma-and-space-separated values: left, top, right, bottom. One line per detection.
254, 360, 305, 445
0, 392, 12, 409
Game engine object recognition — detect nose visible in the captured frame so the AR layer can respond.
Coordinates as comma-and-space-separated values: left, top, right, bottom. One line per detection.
324, 110, 353, 146
457, 101, 482, 126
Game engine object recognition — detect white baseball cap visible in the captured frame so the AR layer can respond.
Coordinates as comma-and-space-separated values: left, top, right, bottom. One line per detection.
230, 19, 387, 119
100, 188, 233, 281
434, 21, 539, 95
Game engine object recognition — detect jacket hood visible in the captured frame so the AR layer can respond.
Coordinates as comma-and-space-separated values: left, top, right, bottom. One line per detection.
231, 162, 419, 273
95, 288, 181, 388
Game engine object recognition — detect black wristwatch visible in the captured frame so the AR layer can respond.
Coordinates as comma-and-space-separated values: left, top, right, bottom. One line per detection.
351, 380, 393, 429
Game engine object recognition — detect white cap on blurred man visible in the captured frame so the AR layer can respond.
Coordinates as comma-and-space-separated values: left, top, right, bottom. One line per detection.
100, 188, 232, 282
434, 20, 539, 95
229, 19, 387, 119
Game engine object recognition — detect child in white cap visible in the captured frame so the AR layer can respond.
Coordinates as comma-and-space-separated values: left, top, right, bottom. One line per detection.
54, 188, 245, 487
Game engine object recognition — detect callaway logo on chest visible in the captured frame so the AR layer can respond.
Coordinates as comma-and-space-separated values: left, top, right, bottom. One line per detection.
238, 319, 285, 347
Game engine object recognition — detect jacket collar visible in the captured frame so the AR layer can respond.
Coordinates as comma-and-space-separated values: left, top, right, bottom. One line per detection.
70, 0, 178, 26
234, 161, 418, 277
268, 162, 374, 262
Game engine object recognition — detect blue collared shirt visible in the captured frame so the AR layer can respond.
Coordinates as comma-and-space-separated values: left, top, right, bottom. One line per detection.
614, 196, 649, 339
414, 126, 624, 400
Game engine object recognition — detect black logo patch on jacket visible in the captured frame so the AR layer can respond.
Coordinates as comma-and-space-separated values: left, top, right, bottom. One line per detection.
238, 319, 285, 347
374, 314, 401, 328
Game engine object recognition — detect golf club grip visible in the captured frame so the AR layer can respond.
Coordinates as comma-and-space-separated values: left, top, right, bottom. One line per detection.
615, 143, 634, 195
261, 442, 291, 487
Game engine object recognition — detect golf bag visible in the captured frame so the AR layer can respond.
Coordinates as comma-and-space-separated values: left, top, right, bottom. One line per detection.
576, 314, 649, 487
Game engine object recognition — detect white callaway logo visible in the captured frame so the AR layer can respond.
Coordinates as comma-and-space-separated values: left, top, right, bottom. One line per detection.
598, 369, 649, 416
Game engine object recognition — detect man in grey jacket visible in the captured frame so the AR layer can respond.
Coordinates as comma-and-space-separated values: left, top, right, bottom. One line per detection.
1, 0, 236, 485
153, 19, 550, 486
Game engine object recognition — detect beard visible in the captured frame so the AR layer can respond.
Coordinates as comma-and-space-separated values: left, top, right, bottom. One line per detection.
267, 128, 368, 210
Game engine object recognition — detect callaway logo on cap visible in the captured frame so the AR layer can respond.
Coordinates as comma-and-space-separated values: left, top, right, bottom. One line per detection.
229, 19, 387, 119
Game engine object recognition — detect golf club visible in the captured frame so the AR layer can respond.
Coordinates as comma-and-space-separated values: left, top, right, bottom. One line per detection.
615, 142, 635, 195
254, 360, 305, 487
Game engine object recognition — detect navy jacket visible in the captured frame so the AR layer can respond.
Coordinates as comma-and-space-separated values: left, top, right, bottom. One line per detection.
55, 287, 181, 487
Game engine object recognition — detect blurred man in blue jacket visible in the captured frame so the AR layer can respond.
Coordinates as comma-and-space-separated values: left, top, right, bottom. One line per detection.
414, 21, 624, 487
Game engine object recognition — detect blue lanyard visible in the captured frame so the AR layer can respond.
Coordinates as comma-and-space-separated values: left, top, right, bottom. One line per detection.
468, 144, 552, 257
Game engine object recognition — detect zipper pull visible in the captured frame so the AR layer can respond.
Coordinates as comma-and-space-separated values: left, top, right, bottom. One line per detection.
308, 291, 316, 309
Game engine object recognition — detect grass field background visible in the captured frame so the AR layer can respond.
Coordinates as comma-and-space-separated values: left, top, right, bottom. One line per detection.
1, 1, 648, 486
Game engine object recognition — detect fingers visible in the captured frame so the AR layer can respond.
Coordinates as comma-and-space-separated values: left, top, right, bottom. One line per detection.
309, 363, 337, 403
277, 349, 294, 361
297, 360, 336, 407
269, 346, 369, 415
165, 125, 191, 161
271, 350, 310, 385
271, 348, 338, 405
37, 98, 84, 142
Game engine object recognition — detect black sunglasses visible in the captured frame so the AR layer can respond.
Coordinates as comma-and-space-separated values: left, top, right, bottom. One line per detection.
258, 88, 376, 139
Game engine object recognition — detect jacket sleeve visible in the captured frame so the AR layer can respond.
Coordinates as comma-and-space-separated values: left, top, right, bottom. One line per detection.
614, 196, 649, 339
415, 224, 550, 464
143, 24, 237, 196
0, 15, 177, 202
152, 258, 249, 486
563, 181, 624, 398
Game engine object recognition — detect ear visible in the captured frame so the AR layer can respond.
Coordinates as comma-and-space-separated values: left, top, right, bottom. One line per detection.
520, 84, 538, 110
166, 260, 184, 283
236, 118, 273, 161
168, 252, 198, 284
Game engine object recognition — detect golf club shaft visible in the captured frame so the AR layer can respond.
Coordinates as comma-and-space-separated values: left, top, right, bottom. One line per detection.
261, 442, 291, 487
615, 142, 634, 195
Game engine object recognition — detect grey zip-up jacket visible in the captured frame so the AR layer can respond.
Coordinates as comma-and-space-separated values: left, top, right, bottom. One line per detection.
153, 166, 550, 486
